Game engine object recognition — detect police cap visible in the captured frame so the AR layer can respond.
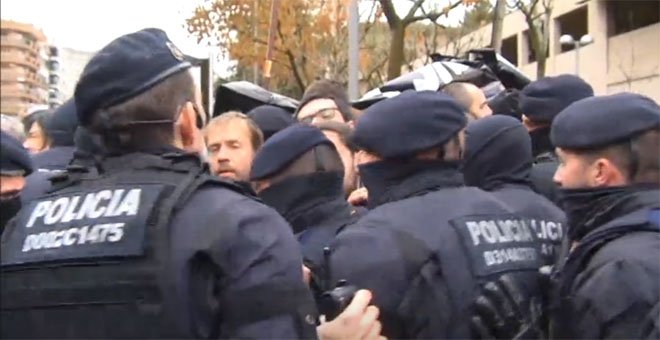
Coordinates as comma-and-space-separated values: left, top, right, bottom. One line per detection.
351, 90, 466, 158
551, 92, 660, 149
0, 131, 33, 176
519, 74, 594, 124
75, 28, 198, 126
246, 105, 296, 141
44, 99, 78, 147
250, 124, 333, 180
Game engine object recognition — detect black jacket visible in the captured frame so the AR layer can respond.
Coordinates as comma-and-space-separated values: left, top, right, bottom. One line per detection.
551, 188, 660, 338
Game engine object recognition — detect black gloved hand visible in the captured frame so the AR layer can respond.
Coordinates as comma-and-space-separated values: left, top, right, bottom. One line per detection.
470, 273, 546, 340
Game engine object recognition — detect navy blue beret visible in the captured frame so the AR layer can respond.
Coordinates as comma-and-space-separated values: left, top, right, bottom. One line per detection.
75, 28, 198, 126
1, 131, 33, 176
247, 105, 296, 141
250, 124, 333, 180
551, 92, 660, 149
520, 74, 594, 123
44, 99, 78, 147
351, 90, 466, 158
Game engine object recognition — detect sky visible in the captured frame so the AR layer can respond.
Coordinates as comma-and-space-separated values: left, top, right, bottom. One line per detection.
1, 0, 207, 55
1, 0, 467, 76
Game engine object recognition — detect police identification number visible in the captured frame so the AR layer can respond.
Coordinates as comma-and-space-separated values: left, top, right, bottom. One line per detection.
451, 215, 562, 277
1, 185, 165, 266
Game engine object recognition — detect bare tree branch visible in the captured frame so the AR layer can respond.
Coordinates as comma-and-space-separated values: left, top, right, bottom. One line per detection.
379, 0, 400, 27
404, 0, 426, 21
402, 0, 462, 25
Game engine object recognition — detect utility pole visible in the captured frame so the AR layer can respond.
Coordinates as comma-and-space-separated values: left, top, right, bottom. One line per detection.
263, 0, 281, 90
348, 0, 360, 101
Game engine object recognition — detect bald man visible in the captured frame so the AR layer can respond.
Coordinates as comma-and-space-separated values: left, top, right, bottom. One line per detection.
443, 82, 492, 120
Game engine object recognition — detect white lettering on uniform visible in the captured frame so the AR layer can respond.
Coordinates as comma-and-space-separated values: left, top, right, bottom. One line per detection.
113, 189, 141, 217
26, 201, 52, 228
21, 223, 126, 252
43, 197, 69, 225
467, 221, 482, 245
61, 196, 81, 223
88, 190, 112, 219
483, 247, 537, 267
105, 189, 125, 217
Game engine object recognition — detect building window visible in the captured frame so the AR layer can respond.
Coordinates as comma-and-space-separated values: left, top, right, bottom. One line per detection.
501, 35, 518, 66
607, 0, 660, 37
557, 6, 588, 53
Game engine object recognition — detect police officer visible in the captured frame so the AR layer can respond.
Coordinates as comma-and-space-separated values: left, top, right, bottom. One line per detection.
250, 124, 361, 294
472, 93, 660, 339
0, 131, 33, 232
463, 115, 565, 263
329, 90, 551, 338
548, 93, 660, 338
1, 28, 318, 338
31, 98, 78, 172
519, 74, 594, 204
246, 104, 296, 141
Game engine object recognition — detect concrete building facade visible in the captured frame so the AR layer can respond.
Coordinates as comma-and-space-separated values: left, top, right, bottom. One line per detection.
1, 20, 50, 116
57, 47, 96, 101
435, 0, 660, 102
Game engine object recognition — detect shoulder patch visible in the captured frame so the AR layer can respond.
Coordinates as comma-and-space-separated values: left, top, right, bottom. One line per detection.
2, 184, 166, 266
450, 215, 545, 278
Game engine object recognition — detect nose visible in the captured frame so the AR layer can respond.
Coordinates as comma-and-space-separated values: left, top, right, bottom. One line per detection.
552, 167, 563, 187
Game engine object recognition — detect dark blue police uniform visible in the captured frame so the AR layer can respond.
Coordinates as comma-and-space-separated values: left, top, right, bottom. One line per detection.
520, 75, 594, 204
251, 124, 360, 292
549, 93, 660, 338
0, 131, 33, 232
1, 28, 317, 339
463, 115, 566, 263
329, 91, 552, 338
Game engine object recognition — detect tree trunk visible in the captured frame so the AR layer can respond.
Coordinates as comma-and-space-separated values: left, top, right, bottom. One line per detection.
536, 54, 546, 78
387, 23, 405, 80
491, 0, 506, 52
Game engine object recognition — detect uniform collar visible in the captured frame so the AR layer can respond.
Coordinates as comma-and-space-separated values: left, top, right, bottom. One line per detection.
359, 159, 464, 209
258, 172, 352, 234
529, 127, 554, 158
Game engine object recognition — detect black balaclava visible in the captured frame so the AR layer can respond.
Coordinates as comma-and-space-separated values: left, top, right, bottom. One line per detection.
463, 115, 532, 191
258, 171, 345, 234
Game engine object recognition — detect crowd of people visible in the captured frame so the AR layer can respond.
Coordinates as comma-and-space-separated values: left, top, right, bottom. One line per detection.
0, 27, 658, 339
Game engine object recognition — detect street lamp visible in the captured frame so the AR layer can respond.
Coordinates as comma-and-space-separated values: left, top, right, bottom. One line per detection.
559, 34, 594, 76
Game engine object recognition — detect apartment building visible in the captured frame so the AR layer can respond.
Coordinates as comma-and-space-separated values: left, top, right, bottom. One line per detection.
435, 0, 660, 102
1, 19, 50, 116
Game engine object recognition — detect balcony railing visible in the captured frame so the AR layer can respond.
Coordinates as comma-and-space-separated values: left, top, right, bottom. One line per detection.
0, 51, 41, 70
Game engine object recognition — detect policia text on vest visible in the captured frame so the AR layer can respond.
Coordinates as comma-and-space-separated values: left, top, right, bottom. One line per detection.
451, 215, 562, 277
3, 185, 163, 265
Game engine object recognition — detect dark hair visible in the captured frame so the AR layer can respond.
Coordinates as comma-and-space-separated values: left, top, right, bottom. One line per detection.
296, 79, 354, 122
312, 120, 357, 152
22, 110, 52, 136
576, 128, 660, 185
266, 144, 344, 184
89, 70, 195, 151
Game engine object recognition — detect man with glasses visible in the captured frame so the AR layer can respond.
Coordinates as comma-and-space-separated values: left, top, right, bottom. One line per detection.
296, 79, 355, 124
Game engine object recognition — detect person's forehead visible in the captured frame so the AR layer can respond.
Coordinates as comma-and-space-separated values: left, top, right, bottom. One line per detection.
298, 98, 337, 116
206, 119, 252, 142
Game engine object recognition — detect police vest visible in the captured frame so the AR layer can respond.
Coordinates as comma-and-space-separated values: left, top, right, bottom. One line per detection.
0, 152, 246, 338
392, 210, 562, 338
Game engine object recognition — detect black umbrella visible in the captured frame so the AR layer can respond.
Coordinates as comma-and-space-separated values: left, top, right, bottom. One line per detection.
352, 49, 530, 111
213, 81, 299, 117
